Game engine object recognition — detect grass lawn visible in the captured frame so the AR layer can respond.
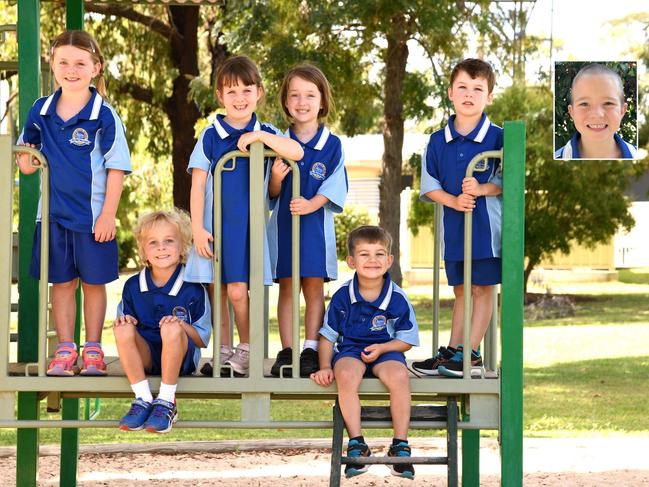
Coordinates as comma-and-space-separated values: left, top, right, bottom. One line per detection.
2, 270, 648, 445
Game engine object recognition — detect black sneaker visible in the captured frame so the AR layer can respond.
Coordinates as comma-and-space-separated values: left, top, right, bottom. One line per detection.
387, 441, 415, 479
270, 347, 293, 377
438, 346, 483, 378
344, 439, 371, 478
299, 348, 319, 377
412, 346, 455, 376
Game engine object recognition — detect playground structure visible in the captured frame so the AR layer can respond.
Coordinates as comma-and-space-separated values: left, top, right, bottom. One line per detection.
0, 1, 525, 486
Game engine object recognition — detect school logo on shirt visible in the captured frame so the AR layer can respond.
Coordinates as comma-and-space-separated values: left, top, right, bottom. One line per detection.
309, 162, 326, 180
69, 128, 91, 146
370, 315, 387, 332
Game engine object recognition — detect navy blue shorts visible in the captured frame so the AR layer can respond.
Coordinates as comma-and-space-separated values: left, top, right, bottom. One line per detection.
445, 258, 501, 286
332, 346, 406, 378
30, 221, 119, 284
138, 327, 197, 376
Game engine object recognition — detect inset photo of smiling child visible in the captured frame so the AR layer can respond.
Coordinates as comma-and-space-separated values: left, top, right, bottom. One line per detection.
554, 61, 638, 160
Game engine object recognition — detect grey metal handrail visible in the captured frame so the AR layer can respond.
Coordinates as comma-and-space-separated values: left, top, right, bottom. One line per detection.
211, 142, 300, 378
462, 150, 503, 379
13, 145, 49, 377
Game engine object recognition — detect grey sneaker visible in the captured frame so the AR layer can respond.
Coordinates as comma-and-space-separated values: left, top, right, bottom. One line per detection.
224, 343, 249, 376
200, 345, 234, 376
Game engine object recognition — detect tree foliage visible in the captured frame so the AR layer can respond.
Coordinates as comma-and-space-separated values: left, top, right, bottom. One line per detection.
229, 0, 484, 284
491, 85, 645, 290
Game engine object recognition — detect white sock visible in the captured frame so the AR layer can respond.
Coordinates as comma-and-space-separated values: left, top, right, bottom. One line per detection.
157, 382, 177, 403
130, 379, 153, 403
303, 340, 319, 351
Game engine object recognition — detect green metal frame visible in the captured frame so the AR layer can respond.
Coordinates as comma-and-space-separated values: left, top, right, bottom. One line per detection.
500, 121, 526, 487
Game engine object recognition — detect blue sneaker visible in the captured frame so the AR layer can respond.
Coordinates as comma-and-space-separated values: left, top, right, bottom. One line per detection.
387, 441, 415, 479
119, 398, 152, 431
344, 439, 371, 478
143, 398, 178, 434
438, 346, 483, 378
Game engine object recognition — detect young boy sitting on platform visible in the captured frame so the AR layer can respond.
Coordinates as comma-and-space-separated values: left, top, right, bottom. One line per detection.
114, 210, 211, 433
310, 226, 419, 479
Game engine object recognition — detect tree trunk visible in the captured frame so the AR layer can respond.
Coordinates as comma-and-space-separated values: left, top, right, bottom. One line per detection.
524, 255, 538, 295
164, 6, 201, 212
379, 13, 409, 286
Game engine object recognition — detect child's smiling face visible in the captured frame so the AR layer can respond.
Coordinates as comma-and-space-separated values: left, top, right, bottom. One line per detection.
568, 73, 627, 144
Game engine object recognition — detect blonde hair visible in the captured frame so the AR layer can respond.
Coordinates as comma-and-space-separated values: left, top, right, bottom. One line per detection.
50, 30, 107, 97
570, 63, 625, 105
134, 209, 193, 267
279, 64, 334, 124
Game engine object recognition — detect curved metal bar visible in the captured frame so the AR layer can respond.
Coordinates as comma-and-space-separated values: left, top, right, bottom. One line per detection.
463, 150, 502, 380
13, 145, 49, 377
211, 145, 299, 378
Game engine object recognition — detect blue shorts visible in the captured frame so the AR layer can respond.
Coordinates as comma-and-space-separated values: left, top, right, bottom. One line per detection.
138, 327, 197, 376
30, 221, 119, 284
445, 258, 501, 287
332, 346, 406, 378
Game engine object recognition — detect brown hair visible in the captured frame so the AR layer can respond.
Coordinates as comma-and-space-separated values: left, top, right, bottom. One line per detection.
569, 63, 625, 105
216, 55, 264, 95
347, 225, 393, 256
450, 58, 496, 93
50, 30, 107, 97
134, 209, 193, 267
279, 64, 334, 124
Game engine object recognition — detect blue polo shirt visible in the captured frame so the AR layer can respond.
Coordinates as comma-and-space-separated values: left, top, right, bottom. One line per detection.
18, 87, 131, 233
554, 132, 638, 160
268, 125, 348, 281
420, 113, 503, 261
320, 273, 419, 349
185, 113, 277, 284
117, 265, 211, 370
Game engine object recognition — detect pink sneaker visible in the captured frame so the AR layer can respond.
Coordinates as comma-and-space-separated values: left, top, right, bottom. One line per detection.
47, 343, 79, 376
80, 343, 107, 376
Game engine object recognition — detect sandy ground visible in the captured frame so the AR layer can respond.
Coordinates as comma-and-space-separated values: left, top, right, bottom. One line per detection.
1, 437, 649, 486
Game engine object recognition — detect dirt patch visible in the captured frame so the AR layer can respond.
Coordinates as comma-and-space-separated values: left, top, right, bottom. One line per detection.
1, 438, 648, 486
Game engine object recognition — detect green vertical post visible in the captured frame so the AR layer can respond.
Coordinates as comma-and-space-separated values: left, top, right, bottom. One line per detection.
461, 428, 480, 486
500, 121, 525, 487
66, 0, 84, 30
17, 2, 41, 486
60, 4, 84, 486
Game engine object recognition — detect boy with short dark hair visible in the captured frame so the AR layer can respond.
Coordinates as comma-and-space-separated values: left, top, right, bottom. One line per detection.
311, 226, 419, 479
415, 58, 502, 378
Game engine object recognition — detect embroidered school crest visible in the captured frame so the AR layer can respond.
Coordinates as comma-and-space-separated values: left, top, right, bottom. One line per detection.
69, 128, 91, 146
370, 315, 387, 332
309, 162, 326, 180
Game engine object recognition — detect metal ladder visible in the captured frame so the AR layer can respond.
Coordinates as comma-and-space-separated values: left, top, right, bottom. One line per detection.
329, 397, 458, 486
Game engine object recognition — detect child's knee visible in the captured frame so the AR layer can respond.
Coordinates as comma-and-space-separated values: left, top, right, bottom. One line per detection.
53, 279, 78, 293
335, 365, 362, 386
227, 283, 247, 303
160, 322, 185, 343
471, 285, 491, 298
113, 324, 136, 342
453, 284, 464, 298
